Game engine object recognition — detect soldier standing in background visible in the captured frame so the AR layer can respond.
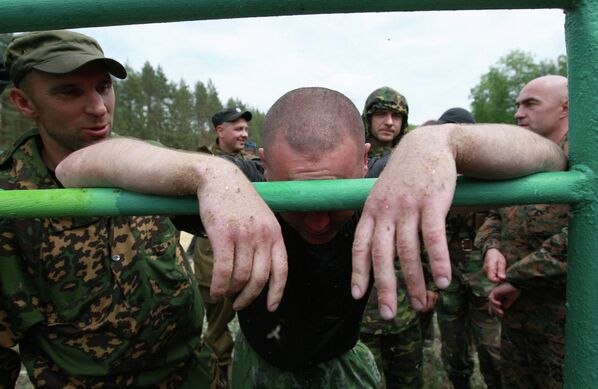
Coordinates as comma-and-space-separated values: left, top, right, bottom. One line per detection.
193, 107, 259, 389
359, 86, 438, 388
475, 75, 569, 388
433, 108, 502, 389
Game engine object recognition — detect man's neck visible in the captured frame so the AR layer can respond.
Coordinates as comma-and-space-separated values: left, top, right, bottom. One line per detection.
369, 138, 392, 150
549, 124, 569, 145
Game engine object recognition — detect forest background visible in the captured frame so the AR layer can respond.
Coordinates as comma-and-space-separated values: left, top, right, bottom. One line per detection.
0, 32, 566, 151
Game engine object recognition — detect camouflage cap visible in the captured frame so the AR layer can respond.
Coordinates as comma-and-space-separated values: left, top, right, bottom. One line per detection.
5, 30, 127, 85
362, 86, 409, 146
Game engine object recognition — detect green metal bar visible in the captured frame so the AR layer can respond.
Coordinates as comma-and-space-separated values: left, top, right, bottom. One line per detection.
0, 0, 576, 34
0, 170, 591, 218
564, 1, 598, 387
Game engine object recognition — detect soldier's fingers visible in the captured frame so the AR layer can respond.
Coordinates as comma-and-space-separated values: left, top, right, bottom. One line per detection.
372, 220, 398, 319
497, 259, 507, 281
227, 241, 253, 295
395, 209, 426, 311
232, 243, 269, 310
486, 258, 500, 283
210, 240, 235, 298
266, 240, 288, 312
421, 205, 451, 289
352, 215, 375, 300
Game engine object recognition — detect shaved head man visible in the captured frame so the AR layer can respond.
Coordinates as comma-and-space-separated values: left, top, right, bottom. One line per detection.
515, 75, 568, 143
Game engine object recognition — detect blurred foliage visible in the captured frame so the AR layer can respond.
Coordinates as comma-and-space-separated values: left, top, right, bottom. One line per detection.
470, 50, 567, 124
0, 52, 265, 151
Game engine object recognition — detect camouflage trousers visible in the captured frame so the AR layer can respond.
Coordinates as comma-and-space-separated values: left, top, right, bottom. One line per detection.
500, 324, 564, 389
231, 333, 382, 388
437, 277, 502, 389
194, 237, 236, 389
360, 318, 429, 389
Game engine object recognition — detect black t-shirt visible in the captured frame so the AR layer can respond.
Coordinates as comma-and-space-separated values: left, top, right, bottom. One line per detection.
232, 155, 388, 370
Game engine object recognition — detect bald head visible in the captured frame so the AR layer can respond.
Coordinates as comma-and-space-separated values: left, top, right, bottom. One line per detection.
262, 87, 365, 158
515, 75, 568, 143
524, 75, 568, 103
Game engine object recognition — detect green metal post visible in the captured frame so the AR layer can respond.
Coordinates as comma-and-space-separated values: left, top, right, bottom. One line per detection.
0, 0, 575, 33
564, 1, 598, 387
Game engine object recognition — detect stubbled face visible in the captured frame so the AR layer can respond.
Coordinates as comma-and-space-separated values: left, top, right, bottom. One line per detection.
514, 81, 567, 140
261, 138, 369, 245
218, 118, 249, 154
15, 62, 115, 165
370, 109, 403, 145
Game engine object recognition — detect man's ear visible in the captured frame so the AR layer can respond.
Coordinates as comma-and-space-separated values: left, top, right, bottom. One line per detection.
362, 143, 371, 177
9, 88, 38, 118
560, 99, 569, 119
258, 147, 269, 179
216, 124, 225, 139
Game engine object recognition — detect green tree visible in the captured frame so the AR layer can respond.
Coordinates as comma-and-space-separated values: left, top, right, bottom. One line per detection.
469, 50, 567, 124
195, 79, 222, 148
0, 33, 31, 150
166, 79, 197, 150
140, 62, 173, 142
113, 65, 146, 138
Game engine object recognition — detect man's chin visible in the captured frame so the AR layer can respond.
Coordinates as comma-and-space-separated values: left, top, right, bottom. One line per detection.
301, 230, 337, 245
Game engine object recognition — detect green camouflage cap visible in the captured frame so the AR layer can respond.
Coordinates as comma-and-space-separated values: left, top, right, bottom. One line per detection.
362, 86, 409, 146
5, 30, 127, 85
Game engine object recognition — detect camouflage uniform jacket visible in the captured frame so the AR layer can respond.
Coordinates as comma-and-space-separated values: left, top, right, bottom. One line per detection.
361, 145, 434, 335
0, 129, 204, 387
474, 138, 569, 336
200, 143, 259, 160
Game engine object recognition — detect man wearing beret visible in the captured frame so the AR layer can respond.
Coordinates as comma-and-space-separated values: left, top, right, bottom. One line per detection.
209, 107, 252, 156
0, 30, 286, 388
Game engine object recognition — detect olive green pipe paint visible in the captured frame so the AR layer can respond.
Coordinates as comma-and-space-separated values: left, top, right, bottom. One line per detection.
0, 0, 576, 33
0, 170, 591, 218
564, 1, 598, 387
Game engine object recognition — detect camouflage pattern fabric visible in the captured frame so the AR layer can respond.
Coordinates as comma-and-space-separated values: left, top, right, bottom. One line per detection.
475, 135, 569, 389
362, 87, 409, 147
359, 144, 433, 389
437, 209, 502, 389
193, 237, 235, 389
231, 332, 381, 389
360, 324, 426, 389
500, 319, 565, 388
193, 143, 260, 389
0, 129, 209, 388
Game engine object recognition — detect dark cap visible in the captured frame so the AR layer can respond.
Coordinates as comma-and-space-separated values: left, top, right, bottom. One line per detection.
212, 107, 252, 127
437, 107, 475, 124
5, 30, 127, 85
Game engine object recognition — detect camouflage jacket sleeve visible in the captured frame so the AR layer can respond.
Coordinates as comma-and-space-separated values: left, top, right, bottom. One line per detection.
474, 210, 502, 256
0, 222, 39, 386
506, 227, 568, 290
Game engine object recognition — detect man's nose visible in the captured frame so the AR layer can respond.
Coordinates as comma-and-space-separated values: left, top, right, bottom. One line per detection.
384, 113, 394, 125
85, 91, 108, 117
